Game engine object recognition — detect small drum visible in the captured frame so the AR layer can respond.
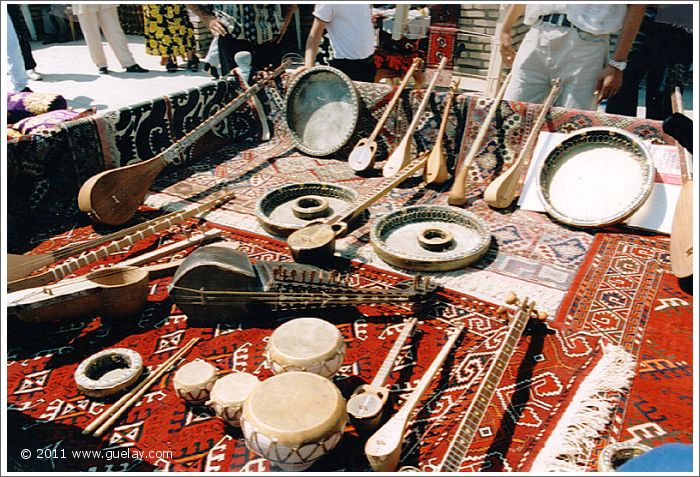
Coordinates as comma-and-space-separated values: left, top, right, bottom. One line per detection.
173, 358, 218, 405
75, 348, 143, 398
206, 372, 260, 426
241, 372, 347, 471
285, 66, 360, 156
265, 317, 346, 379
598, 441, 652, 472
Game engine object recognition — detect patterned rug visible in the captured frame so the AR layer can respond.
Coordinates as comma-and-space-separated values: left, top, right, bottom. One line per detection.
554, 232, 693, 470
6, 221, 633, 472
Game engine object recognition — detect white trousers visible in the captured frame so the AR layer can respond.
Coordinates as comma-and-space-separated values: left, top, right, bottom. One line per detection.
504, 21, 610, 110
77, 7, 135, 68
7, 18, 29, 91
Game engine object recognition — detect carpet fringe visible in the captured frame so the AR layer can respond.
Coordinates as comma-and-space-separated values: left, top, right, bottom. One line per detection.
530, 343, 636, 472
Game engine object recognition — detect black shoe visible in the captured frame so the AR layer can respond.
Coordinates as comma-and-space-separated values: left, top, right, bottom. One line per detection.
187, 57, 200, 72
166, 60, 178, 73
20, 87, 33, 93
126, 64, 149, 73
203, 62, 219, 79
99, 66, 109, 74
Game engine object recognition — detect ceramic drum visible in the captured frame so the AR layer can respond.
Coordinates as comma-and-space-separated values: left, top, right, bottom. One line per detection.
370, 205, 492, 271
206, 372, 260, 426
537, 127, 655, 227
74, 348, 143, 398
285, 65, 360, 156
265, 317, 346, 379
241, 372, 347, 471
173, 358, 218, 405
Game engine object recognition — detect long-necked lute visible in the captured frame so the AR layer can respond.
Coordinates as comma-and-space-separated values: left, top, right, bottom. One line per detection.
383, 57, 447, 178
447, 73, 511, 206
424, 79, 460, 185
8, 190, 235, 293
348, 58, 422, 172
669, 88, 693, 278
287, 152, 430, 263
365, 324, 464, 472
438, 297, 540, 471
483, 78, 561, 208
347, 318, 418, 430
169, 242, 432, 323
78, 59, 291, 225
8, 229, 221, 324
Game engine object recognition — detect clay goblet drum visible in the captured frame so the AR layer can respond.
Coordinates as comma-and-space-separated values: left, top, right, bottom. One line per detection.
206, 372, 260, 426
241, 372, 347, 471
265, 317, 346, 379
173, 358, 218, 405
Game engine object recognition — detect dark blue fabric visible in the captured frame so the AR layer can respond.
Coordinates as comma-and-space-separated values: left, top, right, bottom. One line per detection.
617, 443, 694, 472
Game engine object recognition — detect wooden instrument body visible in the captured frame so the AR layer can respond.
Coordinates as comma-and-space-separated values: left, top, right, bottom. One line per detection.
425, 80, 459, 185
78, 156, 167, 225
8, 267, 149, 324
383, 57, 447, 178
483, 79, 561, 209
7, 253, 56, 283
447, 73, 512, 206
347, 383, 390, 430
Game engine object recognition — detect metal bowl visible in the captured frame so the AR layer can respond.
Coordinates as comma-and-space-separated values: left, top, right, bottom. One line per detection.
285, 66, 360, 157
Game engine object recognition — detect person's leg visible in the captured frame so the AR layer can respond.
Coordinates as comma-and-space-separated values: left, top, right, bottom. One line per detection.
6, 18, 29, 92
504, 25, 552, 105
606, 31, 650, 116
8, 5, 37, 71
77, 12, 108, 68
97, 7, 137, 68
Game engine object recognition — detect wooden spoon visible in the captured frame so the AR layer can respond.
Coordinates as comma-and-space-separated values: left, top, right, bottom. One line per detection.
483, 78, 561, 209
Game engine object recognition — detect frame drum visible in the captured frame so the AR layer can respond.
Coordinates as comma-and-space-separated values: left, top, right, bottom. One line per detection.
265, 317, 346, 379
173, 358, 218, 405
241, 372, 347, 471
538, 127, 655, 228
285, 66, 360, 156
74, 348, 143, 398
207, 372, 260, 426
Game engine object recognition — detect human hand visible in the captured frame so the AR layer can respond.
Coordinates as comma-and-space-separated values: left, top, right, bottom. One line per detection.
500, 30, 516, 68
207, 18, 228, 37
595, 65, 623, 102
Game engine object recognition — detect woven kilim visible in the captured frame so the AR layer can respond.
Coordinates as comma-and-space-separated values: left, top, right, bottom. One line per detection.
555, 232, 693, 469
7, 220, 619, 472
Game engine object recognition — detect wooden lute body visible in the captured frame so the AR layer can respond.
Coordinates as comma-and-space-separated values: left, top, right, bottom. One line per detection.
78, 59, 291, 225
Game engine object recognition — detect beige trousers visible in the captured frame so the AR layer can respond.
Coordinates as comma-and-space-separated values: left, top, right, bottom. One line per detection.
504, 21, 610, 110
77, 7, 135, 68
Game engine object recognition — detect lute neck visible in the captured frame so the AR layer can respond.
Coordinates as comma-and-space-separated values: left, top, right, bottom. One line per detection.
371, 318, 418, 387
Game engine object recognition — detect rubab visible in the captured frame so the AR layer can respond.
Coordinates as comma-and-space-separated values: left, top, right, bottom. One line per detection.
346, 318, 418, 430
348, 58, 422, 172
438, 295, 545, 471
78, 59, 291, 226
669, 88, 693, 278
424, 79, 460, 185
7, 229, 221, 324
447, 73, 511, 206
7, 189, 235, 293
365, 324, 464, 472
287, 152, 430, 263
483, 78, 561, 208
383, 57, 447, 178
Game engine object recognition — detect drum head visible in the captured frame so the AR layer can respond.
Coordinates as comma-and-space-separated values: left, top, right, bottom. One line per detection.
210, 372, 260, 404
256, 182, 358, 236
268, 318, 343, 366
285, 66, 359, 157
537, 127, 655, 228
370, 205, 492, 271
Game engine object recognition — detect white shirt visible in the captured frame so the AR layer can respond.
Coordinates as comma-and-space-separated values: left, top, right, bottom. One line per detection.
314, 4, 375, 60
523, 4, 628, 35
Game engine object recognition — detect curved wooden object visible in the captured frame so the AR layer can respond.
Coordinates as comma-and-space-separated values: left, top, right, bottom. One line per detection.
7, 190, 235, 293
669, 88, 693, 278
447, 73, 511, 206
78, 59, 291, 225
425, 80, 460, 185
483, 78, 561, 209
348, 58, 422, 172
365, 325, 463, 472
383, 57, 447, 178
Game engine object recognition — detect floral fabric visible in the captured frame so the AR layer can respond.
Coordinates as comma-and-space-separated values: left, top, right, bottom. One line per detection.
7, 92, 67, 124
13, 108, 96, 135
143, 4, 195, 58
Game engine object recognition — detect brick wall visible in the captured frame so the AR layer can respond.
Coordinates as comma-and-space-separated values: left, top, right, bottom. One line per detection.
455, 4, 528, 78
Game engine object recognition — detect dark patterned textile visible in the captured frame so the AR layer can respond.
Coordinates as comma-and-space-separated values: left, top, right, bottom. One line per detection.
7, 92, 67, 123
